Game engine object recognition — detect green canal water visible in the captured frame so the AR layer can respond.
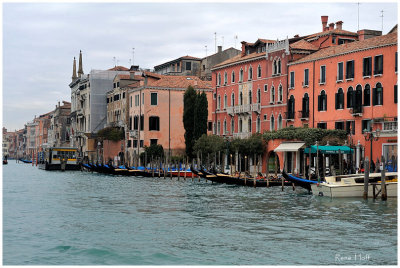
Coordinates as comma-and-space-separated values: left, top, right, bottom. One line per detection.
3, 161, 397, 265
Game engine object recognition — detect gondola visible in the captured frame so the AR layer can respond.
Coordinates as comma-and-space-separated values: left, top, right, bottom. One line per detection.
281, 171, 318, 191
19, 159, 32, 163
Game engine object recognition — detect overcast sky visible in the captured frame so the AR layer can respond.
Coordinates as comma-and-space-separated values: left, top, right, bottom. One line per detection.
2, 1, 398, 131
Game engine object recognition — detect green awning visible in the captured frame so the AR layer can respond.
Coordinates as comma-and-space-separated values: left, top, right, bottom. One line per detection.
304, 145, 354, 154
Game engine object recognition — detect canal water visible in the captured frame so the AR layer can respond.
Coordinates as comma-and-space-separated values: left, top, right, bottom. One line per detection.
3, 161, 397, 265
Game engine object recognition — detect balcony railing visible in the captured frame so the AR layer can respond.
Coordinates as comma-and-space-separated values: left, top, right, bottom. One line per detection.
251, 103, 261, 113
382, 121, 397, 132
350, 106, 363, 116
233, 132, 251, 139
226, 106, 234, 115
233, 104, 251, 114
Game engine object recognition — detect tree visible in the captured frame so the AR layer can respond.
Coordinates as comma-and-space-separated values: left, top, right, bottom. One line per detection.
183, 86, 197, 159
140, 144, 164, 164
97, 127, 124, 141
194, 91, 208, 140
193, 134, 225, 156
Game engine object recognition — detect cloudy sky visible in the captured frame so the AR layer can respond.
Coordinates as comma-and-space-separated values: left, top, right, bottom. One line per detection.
2, 1, 397, 131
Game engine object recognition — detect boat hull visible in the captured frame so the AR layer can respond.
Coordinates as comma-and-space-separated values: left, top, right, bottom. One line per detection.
311, 182, 397, 198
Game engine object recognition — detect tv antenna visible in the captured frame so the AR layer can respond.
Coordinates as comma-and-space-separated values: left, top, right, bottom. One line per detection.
380, 10, 384, 32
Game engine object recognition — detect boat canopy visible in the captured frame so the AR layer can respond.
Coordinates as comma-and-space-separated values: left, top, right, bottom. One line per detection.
304, 145, 353, 154
274, 142, 306, 152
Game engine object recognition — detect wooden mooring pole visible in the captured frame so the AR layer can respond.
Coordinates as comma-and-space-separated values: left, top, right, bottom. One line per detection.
363, 157, 369, 199
381, 156, 387, 201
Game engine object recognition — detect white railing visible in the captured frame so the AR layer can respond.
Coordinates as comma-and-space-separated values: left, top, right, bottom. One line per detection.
233, 104, 251, 114
233, 132, 251, 139
226, 106, 234, 115
382, 121, 397, 132
251, 103, 261, 113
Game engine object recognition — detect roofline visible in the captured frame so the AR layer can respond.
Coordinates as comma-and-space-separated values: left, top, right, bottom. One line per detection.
154, 56, 202, 69
211, 54, 265, 71
127, 86, 212, 93
288, 42, 397, 66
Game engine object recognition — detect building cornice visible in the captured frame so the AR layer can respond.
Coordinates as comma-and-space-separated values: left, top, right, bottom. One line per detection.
211, 54, 265, 72
127, 86, 212, 94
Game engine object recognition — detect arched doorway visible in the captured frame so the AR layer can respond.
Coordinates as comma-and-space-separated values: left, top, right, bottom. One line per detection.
267, 151, 280, 174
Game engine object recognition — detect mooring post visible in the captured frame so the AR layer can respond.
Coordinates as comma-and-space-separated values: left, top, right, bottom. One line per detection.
177, 160, 181, 181
381, 156, 387, 200
339, 149, 342, 175
170, 160, 173, 180
152, 156, 154, 178
191, 159, 194, 181
163, 158, 166, 179
184, 157, 187, 180
363, 157, 370, 199
158, 157, 161, 178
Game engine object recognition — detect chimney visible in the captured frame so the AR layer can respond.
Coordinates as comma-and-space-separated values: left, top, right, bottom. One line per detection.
336, 21, 343, 30
294, 34, 299, 38
241, 41, 246, 57
329, 23, 334, 30
218, 46, 222, 53
321, 16, 328, 32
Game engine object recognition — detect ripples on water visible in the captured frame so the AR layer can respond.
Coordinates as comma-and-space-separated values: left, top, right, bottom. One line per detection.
3, 161, 397, 265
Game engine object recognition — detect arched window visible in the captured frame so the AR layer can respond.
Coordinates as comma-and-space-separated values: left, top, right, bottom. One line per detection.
248, 118, 252, 132
239, 68, 244, 82
239, 92, 243, 105
224, 94, 227, 109
257, 65, 262, 78
224, 71, 228, 85
278, 84, 283, 102
249, 90, 252, 104
231, 71, 235, 83
239, 118, 243, 132
270, 114, 275, 131
335, 88, 344, 109
364, 84, 371, 106
278, 58, 281, 74
248, 66, 253, 80
217, 95, 221, 109
231, 92, 235, 106
373, 82, 383, 105
257, 88, 261, 103
302, 93, 309, 118
278, 114, 283, 130
287, 95, 295, 119
218, 73, 221, 86
223, 119, 227, 135
273, 60, 277, 75
217, 120, 221, 135
270, 86, 275, 103
354, 85, 363, 113
347, 86, 354, 108
318, 90, 327, 111
231, 118, 235, 133
256, 116, 261, 132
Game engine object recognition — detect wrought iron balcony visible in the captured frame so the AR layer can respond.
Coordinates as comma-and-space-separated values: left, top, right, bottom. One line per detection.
350, 106, 363, 116
298, 110, 309, 120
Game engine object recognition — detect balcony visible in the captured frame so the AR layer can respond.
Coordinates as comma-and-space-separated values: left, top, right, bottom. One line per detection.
251, 103, 261, 114
350, 106, 363, 116
285, 111, 295, 121
226, 106, 234, 116
233, 132, 251, 139
298, 110, 309, 120
234, 104, 251, 114
382, 121, 397, 133
129, 130, 138, 138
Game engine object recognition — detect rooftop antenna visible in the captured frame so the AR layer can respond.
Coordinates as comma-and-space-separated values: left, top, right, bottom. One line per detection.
380, 10, 384, 32
132, 47, 135, 65
129, 59, 131, 66
234, 35, 238, 48
214, 32, 217, 53
205, 45, 208, 57
357, 2, 360, 31
117, 59, 120, 66
113, 57, 116, 67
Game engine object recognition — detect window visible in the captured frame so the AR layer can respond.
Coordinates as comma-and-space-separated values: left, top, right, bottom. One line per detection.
106, 97, 109, 104
337, 62, 344, 81
127, 140, 132, 148
239, 68, 244, 82
217, 95, 221, 109
150, 139, 158, 145
363, 57, 372, 76
278, 59, 281, 74
346, 121, 355, 135
133, 140, 138, 148
362, 119, 372, 133
270, 115, 275, 131
239, 92, 243, 105
320, 65, 326, 83
263, 114, 267, 120
302, 93, 309, 118
223, 119, 227, 134
317, 122, 327, 129
257, 88, 261, 104
346, 60, 354, 79
217, 121, 221, 135
373, 83, 383, 105
130, 96, 132, 107
140, 140, 144, 148
335, 121, 344, 130
248, 118, 251, 132
248, 66, 253, 80
395, 85, 397, 104
208, 121, 212, 131
304, 69, 309, 86
347, 87, 354, 108
256, 116, 261, 132
287, 95, 295, 119
231, 119, 235, 133
257, 65, 262, 78
133, 115, 138, 130
129, 116, 132, 130
374, 55, 383, 75
186, 62, 192, 71
278, 85, 283, 102
149, 116, 160, 131
140, 115, 144, 130
270, 86, 275, 104
239, 118, 243, 132
217, 73, 221, 86
396, 52, 398, 73
273, 60, 277, 75
335, 88, 344, 109
318, 90, 327, 111
248, 90, 252, 104
231, 93, 235, 106
117, 82, 120, 88
150, 92, 158, 105
277, 114, 282, 130
332, 36, 336, 44
289, 71, 295, 88
224, 72, 228, 85
142, 93, 144, 104
135, 95, 139, 106
264, 84, 268, 92
232, 71, 235, 83
354, 85, 363, 113
364, 84, 371, 106
224, 94, 227, 109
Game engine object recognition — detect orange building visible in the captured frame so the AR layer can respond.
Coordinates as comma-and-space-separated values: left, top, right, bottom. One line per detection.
125, 73, 212, 165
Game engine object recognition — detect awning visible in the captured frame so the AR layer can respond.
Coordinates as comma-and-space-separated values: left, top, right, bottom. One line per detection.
304, 145, 353, 154
274, 142, 305, 152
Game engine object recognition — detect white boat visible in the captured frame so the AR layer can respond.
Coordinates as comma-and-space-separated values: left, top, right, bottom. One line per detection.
311, 172, 397, 198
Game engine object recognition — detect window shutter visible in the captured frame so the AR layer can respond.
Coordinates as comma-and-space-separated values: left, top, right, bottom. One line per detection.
369, 57, 372, 75
381, 55, 384, 74
318, 95, 321, 111
335, 93, 338, 109
372, 88, 376, 105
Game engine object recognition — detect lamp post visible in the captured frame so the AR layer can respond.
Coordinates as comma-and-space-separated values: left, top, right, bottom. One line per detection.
97, 141, 101, 164
363, 127, 381, 170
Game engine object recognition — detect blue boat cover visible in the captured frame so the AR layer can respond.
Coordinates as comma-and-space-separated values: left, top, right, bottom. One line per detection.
288, 174, 319, 184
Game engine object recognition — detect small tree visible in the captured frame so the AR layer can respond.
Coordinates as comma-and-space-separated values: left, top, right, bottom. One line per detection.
183, 86, 197, 159
97, 127, 124, 141
194, 91, 208, 140
193, 134, 225, 157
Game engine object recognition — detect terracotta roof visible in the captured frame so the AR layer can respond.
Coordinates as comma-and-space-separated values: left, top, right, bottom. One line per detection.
305, 28, 358, 40
212, 52, 264, 70
147, 75, 211, 89
117, 74, 131, 80
154, 55, 201, 69
257, 39, 276, 44
108, 66, 130, 71
290, 39, 319, 51
125, 81, 141, 88
290, 32, 397, 65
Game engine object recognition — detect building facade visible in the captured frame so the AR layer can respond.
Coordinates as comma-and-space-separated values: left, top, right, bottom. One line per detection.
154, 56, 202, 76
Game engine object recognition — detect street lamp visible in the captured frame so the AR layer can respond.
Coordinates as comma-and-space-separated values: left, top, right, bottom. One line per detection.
363, 127, 381, 170
97, 141, 101, 164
